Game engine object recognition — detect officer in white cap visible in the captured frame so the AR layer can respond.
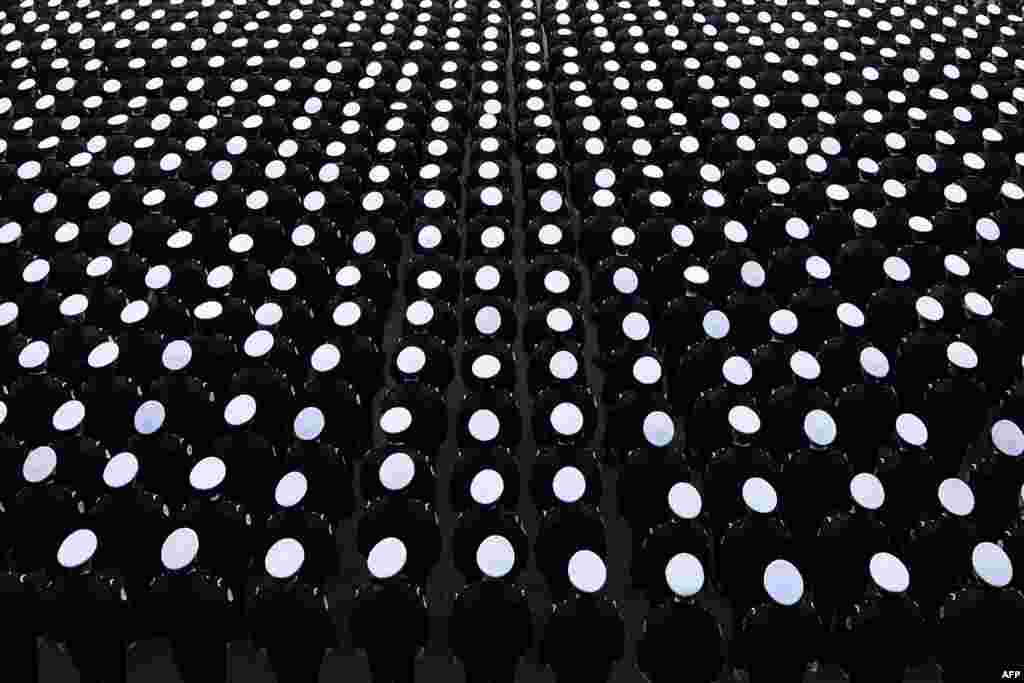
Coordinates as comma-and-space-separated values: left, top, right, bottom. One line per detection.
247, 538, 335, 683
638, 554, 724, 683
938, 543, 1024, 682
351, 536, 428, 683
451, 536, 533, 683
734, 559, 822, 683
541, 551, 624, 683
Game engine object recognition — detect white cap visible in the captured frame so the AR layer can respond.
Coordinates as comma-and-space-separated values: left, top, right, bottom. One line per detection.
633, 356, 662, 385
266, 538, 305, 579
896, 413, 928, 447
476, 306, 502, 335
0, 302, 18, 327
916, 296, 944, 322
23, 259, 51, 284
1008, 249, 1024, 272
671, 225, 694, 248
544, 270, 571, 295
58, 529, 99, 569
666, 553, 705, 598
60, 294, 89, 318
224, 394, 257, 426
333, 301, 362, 327
976, 218, 1001, 242
470, 468, 505, 505
103, 453, 139, 489
964, 293, 993, 318
909, 215, 933, 234
938, 478, 975, 517
406, 300, 435, 327
379, 452, 416, 491
769, 310, 798, 336
536, 224, 560, 246
743, 477, 778, 514
944, 254, 970, 278
790, 351, 821, 380
549, 350, 578, 380
668, 482, 702, 519
551, 402, 584, 436
613, 267, 639, 295
860, 347, 890, 379
120, 301, 149, 325
380, 406, 413, 435
553, 466, 586, 503
804, 410, 837, 446
336, 266, 361, 288
476, 265, 502, 291
477, 535, 516, 578
161, 528, 200, 571
643, 411, 675, 447
972, 542, 1013, 588
883, 257, 911, 283
469, 410, 501, 443
546, 307, 574, 333
269, 268, 297, 292
18, 340, 48, 369
837, 303, 865, 328
397, 346, 428, 376
273, 470, 308, 508
869, 552, 910, 593
53, 399, 86, 432
471, 354, 501, 381
850, 473, 885, 510
703, 310, 730, 339
568, 550, 607, 593
806, 254, 831, 282
947, 342, 978, 370
190, 457, 226, 491
741, 261, 766, 288
729, 406, 761, 435
23, 446, 58, 484
311, 344, 341, 373
146, 265, 173, 290
764, 559, 804, 606
786, 218, 810, 240
134, 400, 166, 435
368, 537, 408, 580
724, 221, 748, 244
622, 312, 650, 341
686, 265, 711, 285
991, 419, 1024, 457
723, 357, 753, 386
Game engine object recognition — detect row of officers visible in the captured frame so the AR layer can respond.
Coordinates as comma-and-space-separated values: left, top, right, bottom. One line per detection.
4, 192, 1023, 322
2, 522, 1021, 683
1, 0, 1021, 43
3, 308, 1022, 465
3, 254, 1022, 409
5, 81, 1024, 167
3, 268, 1023, 461
9, 72, 1023, 160
6, 399, 1024, 613
3, 232, 1022, 352
6, 39, 1024, 119
4, 208, 1022, 352
5, 130, 1024, 230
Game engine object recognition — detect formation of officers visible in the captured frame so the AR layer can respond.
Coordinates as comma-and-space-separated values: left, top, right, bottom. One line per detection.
3, 0, 1024, 678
